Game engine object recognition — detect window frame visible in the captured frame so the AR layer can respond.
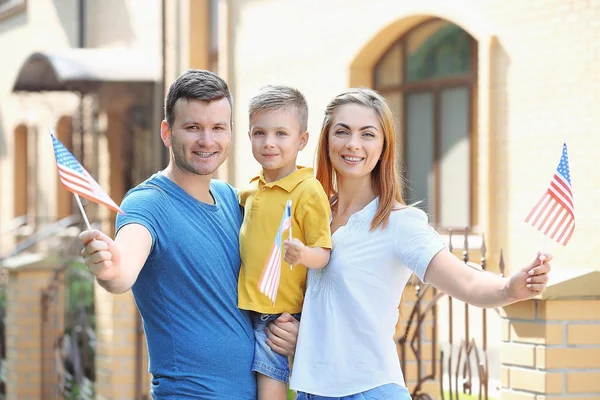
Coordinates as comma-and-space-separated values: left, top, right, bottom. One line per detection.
373, 18, 478, 231
13, 124, 28, 219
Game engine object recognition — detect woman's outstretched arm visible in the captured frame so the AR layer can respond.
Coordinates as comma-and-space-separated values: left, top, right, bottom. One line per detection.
423, 249, 551, 308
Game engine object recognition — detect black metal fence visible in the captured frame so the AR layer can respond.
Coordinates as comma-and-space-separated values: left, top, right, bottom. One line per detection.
398, 229, 504, 400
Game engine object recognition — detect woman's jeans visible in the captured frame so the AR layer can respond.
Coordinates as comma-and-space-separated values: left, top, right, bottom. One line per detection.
295, 383, 411, 400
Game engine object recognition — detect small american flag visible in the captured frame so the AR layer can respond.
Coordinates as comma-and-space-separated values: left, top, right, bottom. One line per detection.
525, 143, 574, 246
50, 132, 124, 214
258, 200, 292, 305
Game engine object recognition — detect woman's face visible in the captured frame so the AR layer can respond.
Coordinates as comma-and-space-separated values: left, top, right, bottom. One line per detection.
328, 104, 384, 181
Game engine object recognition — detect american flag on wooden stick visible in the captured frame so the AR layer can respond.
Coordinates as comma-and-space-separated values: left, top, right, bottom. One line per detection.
258, 200, 292, 305
525, 143, 574, 246
50, 131, 124, 214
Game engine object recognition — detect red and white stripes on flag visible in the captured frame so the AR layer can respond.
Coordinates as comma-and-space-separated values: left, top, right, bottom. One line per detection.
50, 132, 124, 214
525, 143, 574, 246
258, 200, 292, 305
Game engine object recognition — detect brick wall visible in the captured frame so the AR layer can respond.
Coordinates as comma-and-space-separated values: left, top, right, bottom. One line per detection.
501, 297, 600, 399
3, 255, 64, 400
95, 285, 150, 400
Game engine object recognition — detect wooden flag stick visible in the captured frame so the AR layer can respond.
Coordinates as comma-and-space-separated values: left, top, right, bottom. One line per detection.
288, 200, 293, 270
541, 235, 548, 254
538, 235, 549, 268
74, 193, 92, 230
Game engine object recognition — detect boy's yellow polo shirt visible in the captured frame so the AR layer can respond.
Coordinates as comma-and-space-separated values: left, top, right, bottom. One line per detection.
238, 167, 332, 314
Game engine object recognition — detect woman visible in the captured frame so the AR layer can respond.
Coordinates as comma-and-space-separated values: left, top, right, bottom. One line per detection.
289, 88, 551, 399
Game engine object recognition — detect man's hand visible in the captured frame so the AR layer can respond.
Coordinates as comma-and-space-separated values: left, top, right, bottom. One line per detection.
79, 224, 152, 294
265, 312, 299, 356
79, 230, 122, 281
284, 238, 307, 265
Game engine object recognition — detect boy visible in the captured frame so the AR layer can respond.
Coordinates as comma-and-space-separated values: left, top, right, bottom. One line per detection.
238, 85, 332, 400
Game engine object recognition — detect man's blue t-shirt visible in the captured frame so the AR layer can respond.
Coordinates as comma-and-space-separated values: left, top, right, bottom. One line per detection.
116, 173, 255, 399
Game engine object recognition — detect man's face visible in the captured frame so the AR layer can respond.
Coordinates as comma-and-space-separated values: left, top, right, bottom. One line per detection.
163, 98, 232, 176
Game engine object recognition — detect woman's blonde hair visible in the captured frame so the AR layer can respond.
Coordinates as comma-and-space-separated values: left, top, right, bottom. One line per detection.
315, 88, 405, 230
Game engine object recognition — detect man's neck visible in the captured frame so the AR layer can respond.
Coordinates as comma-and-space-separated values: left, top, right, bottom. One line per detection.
163, 164, 214, 204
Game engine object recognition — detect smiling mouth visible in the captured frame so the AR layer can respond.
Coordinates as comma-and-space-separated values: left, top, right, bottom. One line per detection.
262, 154, 279, 158
342, 155, 364, 162
193, 151, 217, 158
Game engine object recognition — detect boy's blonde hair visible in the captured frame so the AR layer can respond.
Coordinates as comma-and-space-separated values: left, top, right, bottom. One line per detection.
248, 85, 309, 132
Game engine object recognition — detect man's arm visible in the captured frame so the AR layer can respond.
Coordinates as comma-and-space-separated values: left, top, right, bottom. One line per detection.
79, 223, 152, 294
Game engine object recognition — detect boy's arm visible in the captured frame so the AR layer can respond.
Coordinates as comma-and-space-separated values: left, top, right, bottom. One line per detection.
284, 239, 330, 269
283, 183, 333, 268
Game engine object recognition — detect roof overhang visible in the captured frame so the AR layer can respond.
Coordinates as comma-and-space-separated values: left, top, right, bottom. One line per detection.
12, 49, 160, 93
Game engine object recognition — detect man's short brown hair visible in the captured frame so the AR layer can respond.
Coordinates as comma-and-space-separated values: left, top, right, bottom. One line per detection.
165, 69, 233, 127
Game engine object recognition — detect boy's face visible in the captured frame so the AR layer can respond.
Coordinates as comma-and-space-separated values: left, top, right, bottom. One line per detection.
248, 108, 308, 182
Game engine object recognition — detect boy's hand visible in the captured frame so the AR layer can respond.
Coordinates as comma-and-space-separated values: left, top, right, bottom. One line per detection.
284, 238, 306, 265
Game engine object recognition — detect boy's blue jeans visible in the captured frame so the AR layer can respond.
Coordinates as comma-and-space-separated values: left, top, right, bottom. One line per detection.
251, 312, 301, 383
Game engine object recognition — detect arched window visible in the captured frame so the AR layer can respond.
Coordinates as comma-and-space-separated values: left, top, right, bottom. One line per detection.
374, 19, 477, 229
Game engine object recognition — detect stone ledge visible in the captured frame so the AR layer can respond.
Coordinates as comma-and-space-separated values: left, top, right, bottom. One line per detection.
0, 253, 61, 271
537, 269, 600, 300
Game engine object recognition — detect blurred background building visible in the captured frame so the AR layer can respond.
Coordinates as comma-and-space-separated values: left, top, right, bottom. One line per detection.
0, 0, 599, 399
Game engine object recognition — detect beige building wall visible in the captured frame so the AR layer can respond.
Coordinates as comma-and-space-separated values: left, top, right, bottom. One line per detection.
0, 0, 80, 248
0, 1, 167, 398
85, 0, 161, 54
227, 0, 598, 272
227, 0, 599, 391
0, 0, 165, 247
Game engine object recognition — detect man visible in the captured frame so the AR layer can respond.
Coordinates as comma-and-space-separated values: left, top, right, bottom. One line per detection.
79, 70, 299, 399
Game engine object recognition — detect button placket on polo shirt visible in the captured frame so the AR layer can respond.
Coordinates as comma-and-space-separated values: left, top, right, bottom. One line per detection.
254, 183, 269, 201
